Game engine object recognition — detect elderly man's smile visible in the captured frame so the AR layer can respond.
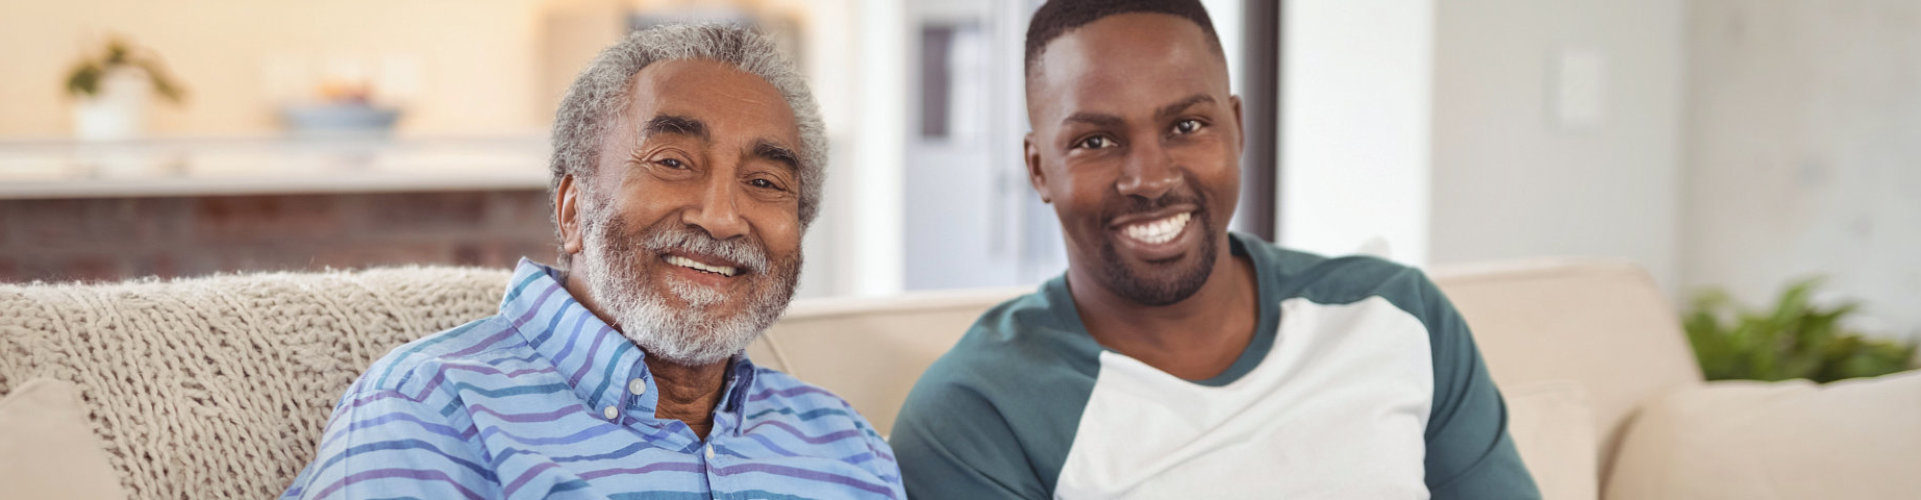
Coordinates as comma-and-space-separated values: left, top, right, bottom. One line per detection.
660, 251, 746, 288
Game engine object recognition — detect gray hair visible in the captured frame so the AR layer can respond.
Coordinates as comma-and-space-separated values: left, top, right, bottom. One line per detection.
549, 24, 826, 267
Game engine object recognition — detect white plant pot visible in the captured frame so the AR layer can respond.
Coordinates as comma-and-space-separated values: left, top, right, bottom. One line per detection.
72, 67, 153, 142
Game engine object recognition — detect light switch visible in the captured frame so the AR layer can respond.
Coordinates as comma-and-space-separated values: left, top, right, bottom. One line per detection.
1554, 49, 1606, 127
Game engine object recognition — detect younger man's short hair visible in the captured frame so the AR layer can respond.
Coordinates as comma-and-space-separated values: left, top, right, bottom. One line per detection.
1023, 0, 1224, 79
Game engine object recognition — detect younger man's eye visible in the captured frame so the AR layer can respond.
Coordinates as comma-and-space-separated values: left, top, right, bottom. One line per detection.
1077, 136, 1115, 149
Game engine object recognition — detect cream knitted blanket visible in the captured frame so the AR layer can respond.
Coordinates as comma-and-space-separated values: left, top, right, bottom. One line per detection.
0, 266, 512, 499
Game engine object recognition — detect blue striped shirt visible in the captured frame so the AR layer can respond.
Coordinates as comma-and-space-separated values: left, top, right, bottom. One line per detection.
283, 259, 903, 499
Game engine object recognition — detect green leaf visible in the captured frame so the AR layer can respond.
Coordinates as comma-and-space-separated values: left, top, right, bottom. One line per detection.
1681, 278, 1917, 383
66, 61, 102, 98
136, 59, 187, 104
63, 35, 188, 105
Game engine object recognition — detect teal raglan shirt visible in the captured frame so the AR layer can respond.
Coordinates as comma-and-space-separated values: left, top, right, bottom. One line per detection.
891, 232, 1539, 499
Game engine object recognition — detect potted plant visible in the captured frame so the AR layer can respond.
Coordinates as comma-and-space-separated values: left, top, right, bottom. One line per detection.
65, 36, 186, 141
1683, 278, 1918, 382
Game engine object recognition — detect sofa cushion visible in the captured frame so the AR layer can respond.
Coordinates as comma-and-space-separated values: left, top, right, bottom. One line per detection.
0, 379, 128, 500
1504, 380, 1598, 500
1603, 370, 1921, 500
0, 267, 511, 499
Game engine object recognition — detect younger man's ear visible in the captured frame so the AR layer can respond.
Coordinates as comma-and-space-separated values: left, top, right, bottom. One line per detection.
1229, 94, 1246, 151
1024, 132, 1051, 203
555, 175, 584, 256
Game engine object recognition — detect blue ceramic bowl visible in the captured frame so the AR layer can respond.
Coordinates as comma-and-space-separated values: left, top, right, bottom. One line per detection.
280, 104, 401, 138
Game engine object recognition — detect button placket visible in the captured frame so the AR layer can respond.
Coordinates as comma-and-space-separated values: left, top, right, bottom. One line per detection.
617, 359, 650, 426
606, 362, 647, 423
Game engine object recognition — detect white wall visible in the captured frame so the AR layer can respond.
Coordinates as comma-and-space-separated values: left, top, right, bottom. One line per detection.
1280, 0, 1435, 266
1429, 0, 1686, 291
1685, 0, 1921, 340
1281, 0, 1685, 283
1198, 0, 1245, 95
841, 0, 908, 297
1281, 0, 1918, 340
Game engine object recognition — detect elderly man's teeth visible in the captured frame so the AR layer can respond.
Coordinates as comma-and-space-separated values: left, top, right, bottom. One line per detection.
1122, 212, 1191, 245
665, 255, 739, 277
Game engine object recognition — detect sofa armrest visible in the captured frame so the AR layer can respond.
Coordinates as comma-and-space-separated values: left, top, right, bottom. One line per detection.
1603, 370, 1921, 500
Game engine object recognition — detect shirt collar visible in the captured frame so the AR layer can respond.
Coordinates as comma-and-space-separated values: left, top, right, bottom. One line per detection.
498, 258, 762, 421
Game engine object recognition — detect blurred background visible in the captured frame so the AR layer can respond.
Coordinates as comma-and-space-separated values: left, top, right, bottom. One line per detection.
0, 0, 1915, 345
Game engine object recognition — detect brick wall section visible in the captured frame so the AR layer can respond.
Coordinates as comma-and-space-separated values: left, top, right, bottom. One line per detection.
0, 190, 557, 283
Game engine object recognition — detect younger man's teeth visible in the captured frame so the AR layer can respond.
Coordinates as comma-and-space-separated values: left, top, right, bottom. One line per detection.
666, 255, 738, 277
1123, 212, 1190, 244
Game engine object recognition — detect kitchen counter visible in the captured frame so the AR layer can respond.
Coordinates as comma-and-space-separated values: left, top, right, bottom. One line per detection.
0, 133, 558, 282
0, 134, 552, 200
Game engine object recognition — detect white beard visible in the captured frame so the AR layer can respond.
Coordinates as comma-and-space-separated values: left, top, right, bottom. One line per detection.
574, 204, 796, 366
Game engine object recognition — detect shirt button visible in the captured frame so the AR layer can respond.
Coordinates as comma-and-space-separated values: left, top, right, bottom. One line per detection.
603, 405, 619, 420
705, 445, 715, 459
628, 378, 647, 395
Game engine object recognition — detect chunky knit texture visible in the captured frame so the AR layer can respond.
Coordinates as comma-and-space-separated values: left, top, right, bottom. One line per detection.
0, 266, 512, 500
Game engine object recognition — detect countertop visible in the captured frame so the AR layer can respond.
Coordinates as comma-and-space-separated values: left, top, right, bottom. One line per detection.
0, 134, 552, 200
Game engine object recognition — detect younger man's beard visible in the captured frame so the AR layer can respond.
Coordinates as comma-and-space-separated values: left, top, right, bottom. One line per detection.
575, 201, 801, 366
1096, 190, 1217, 306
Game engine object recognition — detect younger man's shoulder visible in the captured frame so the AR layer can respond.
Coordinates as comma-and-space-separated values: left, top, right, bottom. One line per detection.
1238, 234, 1446, 312
903, 281, 1108, 425
941, 282, 1104, 377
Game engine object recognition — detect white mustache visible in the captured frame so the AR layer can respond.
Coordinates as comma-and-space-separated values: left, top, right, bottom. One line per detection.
639, 226, 770, 275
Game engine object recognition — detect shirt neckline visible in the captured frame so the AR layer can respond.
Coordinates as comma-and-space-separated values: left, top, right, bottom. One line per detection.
497, 259, 761, 433
1043, 232, 1282, 387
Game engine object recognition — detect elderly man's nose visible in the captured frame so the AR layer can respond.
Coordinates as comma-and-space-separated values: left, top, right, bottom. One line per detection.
683, 178, 749, 240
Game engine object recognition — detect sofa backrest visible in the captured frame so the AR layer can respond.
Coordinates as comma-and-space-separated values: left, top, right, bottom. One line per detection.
0, 258, 1701, 499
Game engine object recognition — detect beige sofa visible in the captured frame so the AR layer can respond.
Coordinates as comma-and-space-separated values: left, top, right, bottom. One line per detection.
2, 260, 1916, 499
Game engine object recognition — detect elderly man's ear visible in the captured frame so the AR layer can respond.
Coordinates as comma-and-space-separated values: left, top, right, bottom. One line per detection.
556, 174, 585, 256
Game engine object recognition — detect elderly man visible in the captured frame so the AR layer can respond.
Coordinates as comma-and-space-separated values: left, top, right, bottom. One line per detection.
282, 25, 902, 499
891, 1, 1539, 498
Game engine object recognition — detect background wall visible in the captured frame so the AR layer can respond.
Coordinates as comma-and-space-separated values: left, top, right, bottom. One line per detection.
1281, 0, 1686, 295
0, 0, 824, 138
1430, 0, 1686, 292
0, 0, 547, 136
1280, 0, 1435, 266
1684, 0, 1921, 340
1283, 0, 1918, 343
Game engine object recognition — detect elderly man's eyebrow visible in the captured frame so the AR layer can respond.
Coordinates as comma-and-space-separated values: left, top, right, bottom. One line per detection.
751, 139, 801, 172
641, 114, 708, 141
